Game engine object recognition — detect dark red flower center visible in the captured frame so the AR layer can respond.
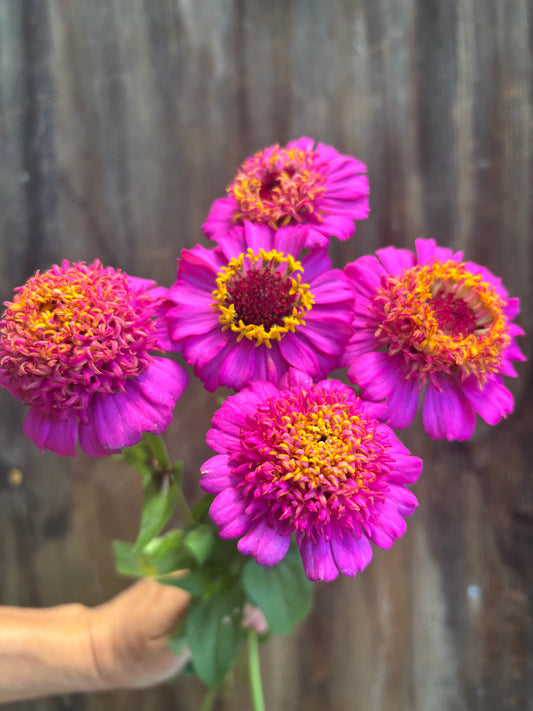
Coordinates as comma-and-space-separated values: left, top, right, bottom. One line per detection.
212, 248, 314, 346
429, 291, 478, 338
227, 269, 299, 331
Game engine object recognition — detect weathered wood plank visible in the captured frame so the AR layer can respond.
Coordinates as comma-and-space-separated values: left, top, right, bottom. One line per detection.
0, 1, 531, 709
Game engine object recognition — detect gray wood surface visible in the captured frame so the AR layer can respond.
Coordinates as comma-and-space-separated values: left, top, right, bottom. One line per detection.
0, 1, 531, 709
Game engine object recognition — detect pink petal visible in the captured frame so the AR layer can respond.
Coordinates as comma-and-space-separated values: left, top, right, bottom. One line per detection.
237, 518, 290, 565
202, 197, 236, 239
331, 527, 373, 577
43, 416, 79, 457
79, 420, 111, 457
422, 375, 476, 440
278, 333, 320, 375
349, 351, 406, 401
461, 376, 514, 425
299, 537, 338, 582
210, 488, 250, 538
386, 482, 419, 517
415, 238, 462, 265
383, 375, 419, 429
23, 408, 52, 451
375, 245, 415, 276
367, 500, 407, 549
344, 256, 384, 298
134, 359, 188, 409
200, 454, 233, 494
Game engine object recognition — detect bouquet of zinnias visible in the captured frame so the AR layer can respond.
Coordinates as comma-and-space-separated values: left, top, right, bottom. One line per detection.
0, 137, 524, 708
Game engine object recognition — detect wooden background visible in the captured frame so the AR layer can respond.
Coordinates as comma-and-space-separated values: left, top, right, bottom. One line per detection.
0, 1, 532, 709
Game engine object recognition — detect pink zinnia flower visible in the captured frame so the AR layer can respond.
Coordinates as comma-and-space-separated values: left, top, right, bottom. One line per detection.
203, 137, 369, 248
341, 239, 525, 440
0, 260, 188, 456
164, 222, 354, 391
201, 372, 422, 582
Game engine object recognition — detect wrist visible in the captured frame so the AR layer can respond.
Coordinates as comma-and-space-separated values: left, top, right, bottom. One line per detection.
0, 603, 103, 702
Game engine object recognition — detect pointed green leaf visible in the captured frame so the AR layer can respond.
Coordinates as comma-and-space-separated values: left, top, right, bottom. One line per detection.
134, 471, 181, 551
113, 540, 152, 577
186, 584, 245, 688
243, 546, 313, 634
183, 525, 215, 566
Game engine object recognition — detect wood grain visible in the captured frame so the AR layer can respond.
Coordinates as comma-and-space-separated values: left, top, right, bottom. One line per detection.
0, 1, 531, 709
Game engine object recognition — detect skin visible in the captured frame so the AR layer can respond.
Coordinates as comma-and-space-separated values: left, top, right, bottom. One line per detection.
0, 578, 191, 702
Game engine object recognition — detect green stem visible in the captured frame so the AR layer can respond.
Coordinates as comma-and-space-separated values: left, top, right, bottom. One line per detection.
175, 484, 194, 527
144, 433, 194, 526
200, 687, 218, 711
247, 631, 266, 711
144, 431, 172, 470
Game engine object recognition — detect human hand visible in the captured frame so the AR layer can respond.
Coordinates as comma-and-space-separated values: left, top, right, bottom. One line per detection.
87, 577, 191, 690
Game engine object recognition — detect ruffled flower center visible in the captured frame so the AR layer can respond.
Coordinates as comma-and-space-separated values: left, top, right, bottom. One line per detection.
373, 259, 510, 384
228, 145, 328, 229
212, 248, 314, 347
0, 261, 160, 417
237, 386, 393, 541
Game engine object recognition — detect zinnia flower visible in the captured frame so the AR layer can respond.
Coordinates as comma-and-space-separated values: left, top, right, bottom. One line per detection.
0, 260, 188, 456
164, 222, 354, 391
202, 137, 369, 248
341, 239, 525, 440
200, 372, 422, 582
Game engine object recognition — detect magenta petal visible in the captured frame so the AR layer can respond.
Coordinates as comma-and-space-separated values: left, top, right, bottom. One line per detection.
23, 408, 52, 451
237, 519, 290, 565
43, 416, 79, 456
134, 359, 188, 409
219, 339, 256, 390
331, 528, 373, 577
91, 393, 146, 451
279, 333, 320, 374
422, 376, 476, 440
79, 420, 110, 457
210, 488, 249, 538
200, 454, 233, 494
202, 197, 236, 239
386, 482, 418, 517
367, 500, 407, 549
384, 375, 419, 429
299, 537, 338, 582
386, 442, 423, 485
375, 246, 415, 276
350, 351, 405, 401
415, 238, 462, 265
461, 376, 514, 425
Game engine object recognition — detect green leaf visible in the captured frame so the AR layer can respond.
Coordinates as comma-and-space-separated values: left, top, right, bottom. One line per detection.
243, 546, 313, 634
142, 529, 193, 575
113, 540, 151, 577
186, 584, 245, 688
161, 569, 214, 596
134, 470, 181, 551
183, 525, 215, 566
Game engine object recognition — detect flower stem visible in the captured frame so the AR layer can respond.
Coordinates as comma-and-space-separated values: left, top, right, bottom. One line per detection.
144, 433, 194, 526
200, 687, 218, 711
247, 630, 266, 711
144, 431, 172, 471
175, 483, 195, 527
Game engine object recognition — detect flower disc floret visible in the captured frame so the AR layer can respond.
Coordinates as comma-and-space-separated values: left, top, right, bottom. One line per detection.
374, 260, 510, 385
203, 137, 370, 248
164, 222, 355, 391
212, 247, 314, 347
0, 261, 158, 415
201, 373, 422, 582
0, 260, 188, 457
229, 144, 328, 228
341, 239, 525, 440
